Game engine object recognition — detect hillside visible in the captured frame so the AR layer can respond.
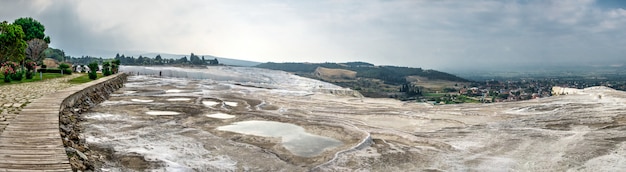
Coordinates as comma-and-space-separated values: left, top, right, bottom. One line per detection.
256, 62, 468, 84
256, 62, 470, 99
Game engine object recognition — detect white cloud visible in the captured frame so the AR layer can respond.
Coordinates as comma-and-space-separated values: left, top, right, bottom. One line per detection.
1, 0, 625, 70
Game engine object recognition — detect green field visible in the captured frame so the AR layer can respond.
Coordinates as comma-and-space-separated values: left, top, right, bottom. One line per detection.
68, 73, 104, 84
0, 73, 68, 86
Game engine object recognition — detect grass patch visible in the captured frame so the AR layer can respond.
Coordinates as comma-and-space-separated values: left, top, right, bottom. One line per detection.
68, 73, 104, 84
423, 93, 446, 97
0, 73, 68, 86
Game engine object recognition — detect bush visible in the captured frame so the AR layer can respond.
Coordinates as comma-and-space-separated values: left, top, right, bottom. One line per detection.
88, 72, 97, 80
10, 71, 23, 81
87, 62, 99, 72
25, 70, 33, 79
41, 64, 47, 69
88, 62, 99, 80
103, 69, 112, 76
102, 61, 111, 76
59, 63, 70, 70
25, 61, 37, 71
36, 68, 72, 75
111, 64, 118, 74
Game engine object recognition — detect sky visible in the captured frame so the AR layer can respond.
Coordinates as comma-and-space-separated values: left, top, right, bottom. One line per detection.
1, 0, 626, 71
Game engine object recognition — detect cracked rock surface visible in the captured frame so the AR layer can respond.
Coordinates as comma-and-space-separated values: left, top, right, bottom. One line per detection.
84, 66, 626, 171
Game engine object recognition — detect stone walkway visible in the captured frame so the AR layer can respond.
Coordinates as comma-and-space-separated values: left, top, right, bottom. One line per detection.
0, 74, 81, 133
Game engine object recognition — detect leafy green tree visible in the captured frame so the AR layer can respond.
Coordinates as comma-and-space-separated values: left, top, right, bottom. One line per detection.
400, 83, 422, 97
155, 54, 162, 65
102, 61, 111, 76
13, 17, 49, 43
0, 21, 27, 62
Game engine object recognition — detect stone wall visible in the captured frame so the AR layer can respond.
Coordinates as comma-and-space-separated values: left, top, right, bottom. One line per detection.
317, 88, 364, 98
58, 73, 127, 171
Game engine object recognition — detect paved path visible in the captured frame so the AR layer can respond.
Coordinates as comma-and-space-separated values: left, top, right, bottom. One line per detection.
0, 97, 72, 171
0, 74, 80, 171
0, 75, 80, 133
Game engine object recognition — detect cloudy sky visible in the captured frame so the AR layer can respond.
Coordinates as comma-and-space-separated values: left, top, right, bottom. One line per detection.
1, 0, 625, 70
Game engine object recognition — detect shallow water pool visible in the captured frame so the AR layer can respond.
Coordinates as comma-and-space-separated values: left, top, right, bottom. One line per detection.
217, 120, 342, 157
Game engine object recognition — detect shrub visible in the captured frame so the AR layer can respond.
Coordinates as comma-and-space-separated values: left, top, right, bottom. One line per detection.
41, 64, 47, 69
88, 72, 97, 80
102, 61, 111, 76
37, 68, 71, 74
88, 62, 99, 80
10, 70, 23, 81
112, 59, 120, 73
58, 63, 70, 70
87, 62, 99, 72
111, 64, 118, 74
0, 62, 15, 83
103, 69, 112, 76
25, 70, 33, 79
25, 61, 37, 71
2, 66, 14, 83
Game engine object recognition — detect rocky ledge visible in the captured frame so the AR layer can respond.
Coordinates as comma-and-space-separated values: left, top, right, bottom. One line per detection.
58, 73, 127, 171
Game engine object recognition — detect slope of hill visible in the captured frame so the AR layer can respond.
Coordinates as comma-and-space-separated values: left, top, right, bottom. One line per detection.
256, 62, 468, 84
256, 62, 469, 99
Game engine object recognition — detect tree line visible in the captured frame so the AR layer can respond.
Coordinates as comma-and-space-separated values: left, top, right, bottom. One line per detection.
109, 53, 219, 66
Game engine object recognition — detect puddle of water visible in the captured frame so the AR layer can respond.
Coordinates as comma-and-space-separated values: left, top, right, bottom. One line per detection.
217, 120, 342, 157
167, 98, 192, 101
224, 101, 238, 107
202, 100, 220, 107
124, 91, 137, 94
131, 99, 154, 103
206, 113, 235, 119
146, 111, 181, 116
165, 89, 184, 93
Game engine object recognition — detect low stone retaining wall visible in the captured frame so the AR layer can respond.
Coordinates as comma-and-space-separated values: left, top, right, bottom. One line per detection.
58, 73, 127, 171
317, 88, 364, 98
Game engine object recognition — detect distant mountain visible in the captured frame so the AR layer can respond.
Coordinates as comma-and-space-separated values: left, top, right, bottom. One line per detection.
256, 62, 468, 84
134, 53, 262, 67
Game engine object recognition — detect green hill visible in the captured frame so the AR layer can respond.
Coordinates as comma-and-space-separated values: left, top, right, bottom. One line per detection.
256, 62, 468, 84
256, 62, 470, 99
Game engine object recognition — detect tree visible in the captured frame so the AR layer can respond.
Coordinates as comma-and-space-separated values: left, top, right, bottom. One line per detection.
0, 21, 27, 63
43, 48, 65, 62
155, 54, 162, 65
13, 17, 49, 43
87, 61, 98, 80
102, 61, 111, 76
111, 59, 120, 74
189, 53, 204, 65
178, 56, 188, 63
25, 38, 47, 63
